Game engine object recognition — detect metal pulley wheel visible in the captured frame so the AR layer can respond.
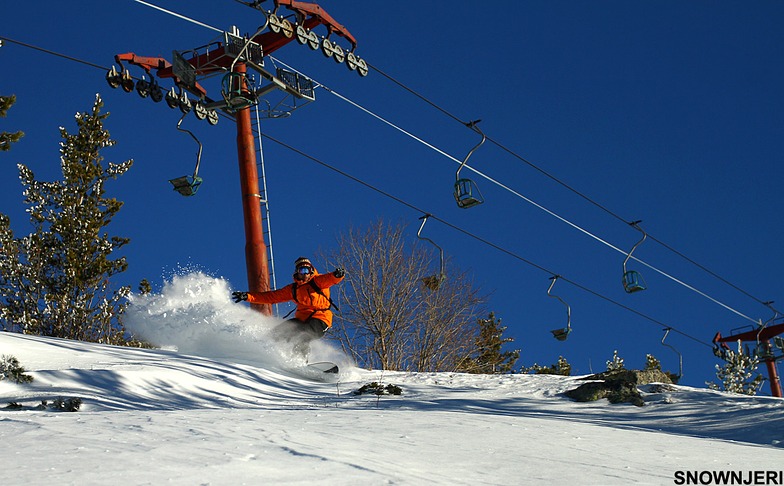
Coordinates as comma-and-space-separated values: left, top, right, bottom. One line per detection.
178, 91, 192, 114
295, 25, 308, 45
165, 87, 179, 109
333, 44, 345, 64
207, 109, 219, 126
106, 67, 121, 89
150, 84, 163, 103
280, 19, 294, 38
268, 14, 282, 33
357, 58, 369, 77
136, 77, 151, 98
306, 30, 319, 50
321, 38, 336, 58
193, 101, 208, 120
121, 70, 134, 93
346, 52, 358, 71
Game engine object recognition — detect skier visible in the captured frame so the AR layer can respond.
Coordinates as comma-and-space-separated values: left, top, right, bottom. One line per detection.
231, 257, 345, 358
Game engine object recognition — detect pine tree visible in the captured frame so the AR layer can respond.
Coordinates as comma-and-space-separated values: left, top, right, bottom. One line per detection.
644, 354, 662, 371
708, 342, 765, 396
457, 312, 519, 374
0, 95, 24, 151
523, 356, 572, 376
0, 355, 34, 384
606, 350, 625, 371
0, 95, 132, 343
555, 356, 572, 376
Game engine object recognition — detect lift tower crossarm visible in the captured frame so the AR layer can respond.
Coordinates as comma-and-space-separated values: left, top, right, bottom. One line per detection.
116, 1, 358, 99
273, 0, 357, 50
114, 53, 170, 74
114, 52, 208, 98
714, 322, 784, 343
178, 0, 357, 75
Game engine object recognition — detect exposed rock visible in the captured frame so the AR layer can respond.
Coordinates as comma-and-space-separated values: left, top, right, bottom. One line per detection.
565, 369, 674, 407
583, 369, 674, 385
565, 380, 644, 406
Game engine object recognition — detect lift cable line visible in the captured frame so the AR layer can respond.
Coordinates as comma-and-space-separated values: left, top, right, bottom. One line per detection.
0, 36, 109, 71
132, 0, 224, 33
258, 131, 714, 349
0, 33, 761, 327
367, 61, 779, 316
268, 56, 760, 326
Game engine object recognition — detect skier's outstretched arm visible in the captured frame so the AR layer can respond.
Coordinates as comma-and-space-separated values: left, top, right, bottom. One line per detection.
232, 285, 294, 305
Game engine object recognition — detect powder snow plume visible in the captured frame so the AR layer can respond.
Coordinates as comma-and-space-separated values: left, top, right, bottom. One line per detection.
124, 272, 298, 369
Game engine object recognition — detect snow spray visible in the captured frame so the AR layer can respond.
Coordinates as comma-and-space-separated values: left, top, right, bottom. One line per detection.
124, 272, 290, 368
123, 272, 354, 373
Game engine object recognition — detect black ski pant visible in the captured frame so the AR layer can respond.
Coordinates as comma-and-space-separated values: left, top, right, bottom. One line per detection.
272, 318, 328, 358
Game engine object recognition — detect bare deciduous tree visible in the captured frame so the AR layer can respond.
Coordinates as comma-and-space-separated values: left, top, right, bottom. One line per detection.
320, 219, 486, 372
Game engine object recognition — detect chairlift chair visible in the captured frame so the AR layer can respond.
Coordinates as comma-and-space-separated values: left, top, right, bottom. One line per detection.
454, 121, 486, 209
417, 214, 445, 290
623, 271, 647, 293
622, 221, 647, 293
454, 179, 484, 209
169, 175, 203, 197
547, 275, 572, 341
169, 113, 204, 197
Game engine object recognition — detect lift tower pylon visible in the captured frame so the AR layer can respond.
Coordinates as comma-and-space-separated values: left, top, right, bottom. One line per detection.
234, 62, 271, 314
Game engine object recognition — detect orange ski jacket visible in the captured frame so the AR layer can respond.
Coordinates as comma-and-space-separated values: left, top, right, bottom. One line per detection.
246, 270, 343, 327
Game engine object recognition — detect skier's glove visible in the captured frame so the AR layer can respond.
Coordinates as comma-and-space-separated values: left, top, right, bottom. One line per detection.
231, 291, 248, 303
333, 267, 345, 278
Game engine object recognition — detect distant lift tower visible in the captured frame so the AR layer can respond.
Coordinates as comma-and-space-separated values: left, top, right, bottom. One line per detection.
106, 0, 367, 314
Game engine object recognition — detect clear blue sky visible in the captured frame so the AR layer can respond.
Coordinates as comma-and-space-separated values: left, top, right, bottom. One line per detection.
2, 1, 783, 391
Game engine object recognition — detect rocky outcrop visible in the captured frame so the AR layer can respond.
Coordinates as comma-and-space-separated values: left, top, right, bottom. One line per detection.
564, 369, 674, 407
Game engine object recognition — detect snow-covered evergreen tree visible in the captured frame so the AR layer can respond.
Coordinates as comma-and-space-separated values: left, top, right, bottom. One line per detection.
644, 354, 662, 371
708, 342, 765, 396
606, 350, 625, 371
0, 355, 33, 384
0, 94, 24, 151
0, 95, 132, 343
523, 355, 572, 376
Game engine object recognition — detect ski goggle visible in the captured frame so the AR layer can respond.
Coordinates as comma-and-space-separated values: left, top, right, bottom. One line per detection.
296, 266, 313, 275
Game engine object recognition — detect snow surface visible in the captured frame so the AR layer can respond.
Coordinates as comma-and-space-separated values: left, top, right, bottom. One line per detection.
1, 273, 782, 485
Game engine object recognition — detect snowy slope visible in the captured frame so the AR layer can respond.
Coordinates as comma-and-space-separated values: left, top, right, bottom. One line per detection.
1, 273, 782, 485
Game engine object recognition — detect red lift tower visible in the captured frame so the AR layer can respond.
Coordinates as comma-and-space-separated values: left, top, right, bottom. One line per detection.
105, 1, 366, 314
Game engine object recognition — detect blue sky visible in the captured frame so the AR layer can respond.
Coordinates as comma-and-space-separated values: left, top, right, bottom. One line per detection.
2, 1, 783, 391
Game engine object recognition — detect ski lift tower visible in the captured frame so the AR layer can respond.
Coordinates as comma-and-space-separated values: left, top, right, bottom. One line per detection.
106, 0, 367, 314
